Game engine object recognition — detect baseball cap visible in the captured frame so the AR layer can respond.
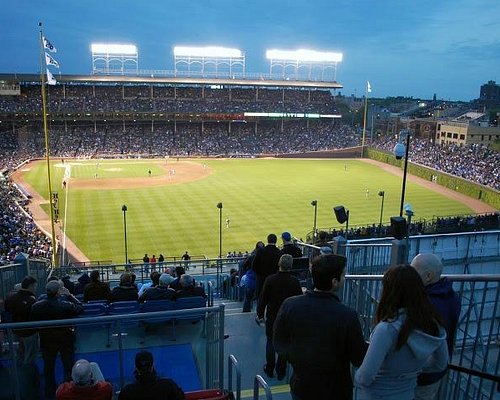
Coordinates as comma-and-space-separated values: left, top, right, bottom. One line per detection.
135, 351, 154, 370
159, 273, 174, 286
46, 280, 61, 295
281, 232, 292, 242
320, 246, 333, 255
72, 359, 93, 386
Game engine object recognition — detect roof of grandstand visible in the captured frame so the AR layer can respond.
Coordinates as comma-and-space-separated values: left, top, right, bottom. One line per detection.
0, 73, 343, 90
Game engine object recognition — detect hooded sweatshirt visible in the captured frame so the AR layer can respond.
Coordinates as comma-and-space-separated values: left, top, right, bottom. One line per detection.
355, 310, 448, 400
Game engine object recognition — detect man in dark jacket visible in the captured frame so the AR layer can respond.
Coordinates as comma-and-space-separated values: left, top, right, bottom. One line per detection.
4, 276, 39, 364
257, 254, 302, 380
412, 253, 461, 400
83, 270, 111, 302
139, 274, 176, 302
281, 232, 302, 258
108, 273, 138, 303
30, 280, 84, 398
252, 233, 282, 301
273, 254, 368, 400
175, 275, 206, 299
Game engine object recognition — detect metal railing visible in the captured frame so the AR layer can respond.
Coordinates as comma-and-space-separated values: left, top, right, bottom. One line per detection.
0, 305, 225, 400
344, 274, 500, 400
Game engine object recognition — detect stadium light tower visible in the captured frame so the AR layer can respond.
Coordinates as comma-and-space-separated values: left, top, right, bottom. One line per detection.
173, 45, 245, 78
121, 204, 128, 265
265, 48, 343, 81
91, 43, 138, 75
311, 200, 318, 241
393, 129, 412, 217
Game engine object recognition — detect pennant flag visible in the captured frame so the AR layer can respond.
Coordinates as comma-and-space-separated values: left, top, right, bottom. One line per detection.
367, 81, 372, 93
43, 36, 57, 53
46, 68, 57, 85
45, 52, 59, 68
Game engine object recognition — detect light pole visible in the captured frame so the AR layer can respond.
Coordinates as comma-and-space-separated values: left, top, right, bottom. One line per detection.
378, 191, 385, 236
311, 200, 318, 241
216, 202, 223, 259
121, 204, 128, 265
393, 129, 411, 217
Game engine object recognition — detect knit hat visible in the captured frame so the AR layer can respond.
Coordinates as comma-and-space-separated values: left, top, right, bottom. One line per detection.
46, 280, 60, 295
135, 351, 154, 370
281, 232, 292, 242
320, 246, 333, 255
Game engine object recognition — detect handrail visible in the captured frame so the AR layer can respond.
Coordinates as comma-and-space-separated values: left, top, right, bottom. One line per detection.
0, 305, 222, 330
347, 274, 500, 281
448, 363, 500, 387
253, 375, 272, 400
228, 354, 241, 400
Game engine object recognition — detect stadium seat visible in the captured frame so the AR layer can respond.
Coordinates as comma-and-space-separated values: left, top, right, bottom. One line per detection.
140, 300, 177, 341
107, 301, 141, 345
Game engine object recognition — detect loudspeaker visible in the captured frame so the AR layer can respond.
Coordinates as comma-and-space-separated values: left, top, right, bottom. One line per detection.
390, 216, 407, 240
334, 206, 348, 224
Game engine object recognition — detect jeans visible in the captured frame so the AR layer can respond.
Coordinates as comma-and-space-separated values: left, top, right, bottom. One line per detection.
17, 333, 39, 365
41, 339, 74, 397
242, 287, 255, 312
414, 380, 441, 400
265, 334, 286, 377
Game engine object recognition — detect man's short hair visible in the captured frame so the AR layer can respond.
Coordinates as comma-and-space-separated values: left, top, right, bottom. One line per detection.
410, 253, 443, 283
278, 254, 294, 271
135, 350, 154, 371
311, 254, 347, 291
21, 276, 37, 289
179, 274, 194, 288
175, 266, 185, 277
90, 270, 100, 283
72, 359, 93, 386
267, 233, 277, 244
151, 272, 161, 286
120, 273, 132, 285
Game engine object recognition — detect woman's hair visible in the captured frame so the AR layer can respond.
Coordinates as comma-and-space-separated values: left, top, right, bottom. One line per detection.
375, 264, 442, 350
134, 351, 158, 385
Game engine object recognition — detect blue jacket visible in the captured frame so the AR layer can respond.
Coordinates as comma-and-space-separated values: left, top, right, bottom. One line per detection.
355, 310, 448, 400
418, 277, 461, 386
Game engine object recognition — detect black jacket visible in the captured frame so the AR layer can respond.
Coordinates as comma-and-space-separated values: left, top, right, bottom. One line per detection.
84, 281, 111, 302
138, 286, 175, 303
30, 296, 83, 348
109, 284, 138, 303
257, 271, 302, 336
252, 244, 282, 281
5, 288, 37, 337
118, 376, 184, 400
282, 243, 303, 258
273, 290, 368, 400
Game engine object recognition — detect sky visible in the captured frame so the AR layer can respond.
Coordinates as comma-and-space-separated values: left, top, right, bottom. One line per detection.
1, 0, 499, 101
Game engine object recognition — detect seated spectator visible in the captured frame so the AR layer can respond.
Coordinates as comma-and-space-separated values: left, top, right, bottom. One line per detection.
118, 350, 184, 400
138, 272, 161, 297
139, 274, 175, 302
175, 274, 206, 299
83, 270, 111, 302
168, 266, 185, 292
61, 275, 76, 295
56, 359, 112, 400
108, 273, 138, 303
74, 273, 90, 296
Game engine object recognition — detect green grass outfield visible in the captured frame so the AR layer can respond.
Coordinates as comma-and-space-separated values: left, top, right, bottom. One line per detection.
22, 158, 472, 262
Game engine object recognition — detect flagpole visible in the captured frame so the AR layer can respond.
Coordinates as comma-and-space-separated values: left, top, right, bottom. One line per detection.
361, 83, 369, 157
38, 22, 58, 268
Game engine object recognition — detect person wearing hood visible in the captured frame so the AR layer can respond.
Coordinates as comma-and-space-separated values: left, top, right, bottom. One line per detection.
355, 265, 448, 400
411, 253, 461, 400
108, 273, 138, 303
74, 272, 91, 296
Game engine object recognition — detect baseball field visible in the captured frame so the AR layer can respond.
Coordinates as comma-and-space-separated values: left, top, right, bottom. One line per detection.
15, 158, 474, 263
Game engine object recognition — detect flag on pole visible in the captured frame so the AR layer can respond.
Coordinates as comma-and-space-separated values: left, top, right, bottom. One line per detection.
367, 81, 372, 93
43, 36, 57, 53
46, 68, 57, 85
45, 52, 59, 68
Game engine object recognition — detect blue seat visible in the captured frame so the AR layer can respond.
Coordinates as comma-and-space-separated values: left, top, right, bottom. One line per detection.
79, 303, 107, 317
107, 301, 141, 345
175, 296, 207, 311
140, 300, 177, 341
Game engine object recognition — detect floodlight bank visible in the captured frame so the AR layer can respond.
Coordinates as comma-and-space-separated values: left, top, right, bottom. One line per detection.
91, 44, 138, 55
266, 49, 343, 63
173, 46, 243, 58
